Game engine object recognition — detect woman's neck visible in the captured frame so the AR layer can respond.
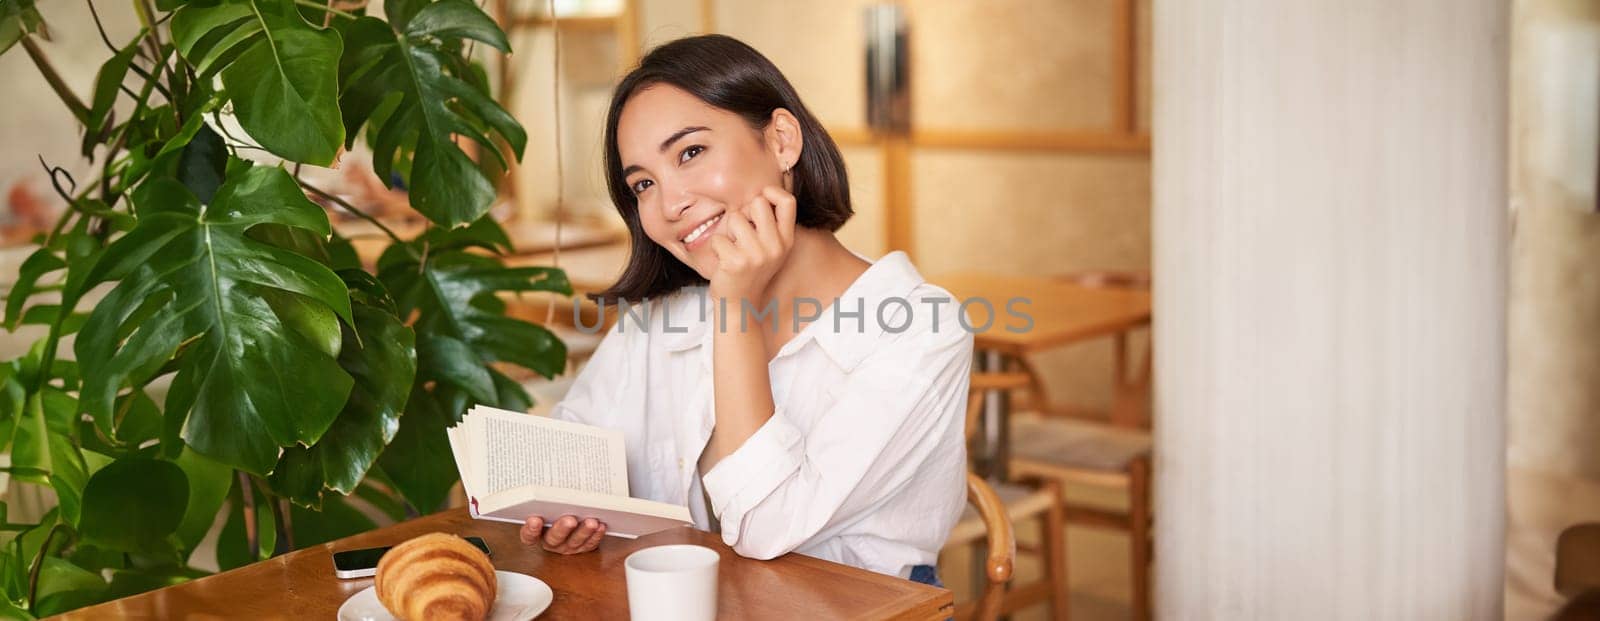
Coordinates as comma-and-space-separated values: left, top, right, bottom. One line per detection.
760, 227, 871, 315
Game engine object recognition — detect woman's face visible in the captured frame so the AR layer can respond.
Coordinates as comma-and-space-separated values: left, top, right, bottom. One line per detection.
616, 84, 797, 279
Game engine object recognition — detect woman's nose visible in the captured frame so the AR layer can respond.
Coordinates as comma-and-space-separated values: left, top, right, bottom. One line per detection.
659, 181, 694, 221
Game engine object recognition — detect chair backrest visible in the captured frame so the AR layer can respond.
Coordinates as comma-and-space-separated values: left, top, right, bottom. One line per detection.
1558, 523, 1600, 598
964, 473, 1015, 621
964, 371, 1032, 443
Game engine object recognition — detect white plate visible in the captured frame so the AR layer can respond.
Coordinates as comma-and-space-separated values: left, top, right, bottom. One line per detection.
338, 570, 553, 621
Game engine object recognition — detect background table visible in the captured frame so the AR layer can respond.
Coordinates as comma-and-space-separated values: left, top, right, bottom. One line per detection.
933, 272, 1153, 480
60, 509, 952, 620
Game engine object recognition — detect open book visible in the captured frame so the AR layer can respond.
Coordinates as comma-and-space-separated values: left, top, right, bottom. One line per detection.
447, 405, 693, 539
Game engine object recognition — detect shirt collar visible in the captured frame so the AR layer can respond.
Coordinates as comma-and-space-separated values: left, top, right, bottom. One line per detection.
657, 251, 926, 372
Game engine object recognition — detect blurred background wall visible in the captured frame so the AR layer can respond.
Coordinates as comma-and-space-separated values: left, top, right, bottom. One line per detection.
505, 0, 1152, 420
1506, 0, 1600, 617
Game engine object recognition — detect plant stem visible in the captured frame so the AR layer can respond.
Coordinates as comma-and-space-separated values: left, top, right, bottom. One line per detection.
98, 49, 167, 196
87, 0, 117, 51
20, 36, 89, 122
237, 472, 260, 561
30, 148, 106, 394
294, 0, 356, 20
129, 0, 162, 65
84, 1, 145, 99
43, 167, 101, 247
298, 181, 404, 244
275, 498, 295, 552
137, 0, 164, 51
133, 0, 183, 109
25, 524, 64, 609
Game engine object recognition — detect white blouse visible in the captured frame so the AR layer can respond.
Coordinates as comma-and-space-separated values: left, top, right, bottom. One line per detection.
551, 251, 972, 578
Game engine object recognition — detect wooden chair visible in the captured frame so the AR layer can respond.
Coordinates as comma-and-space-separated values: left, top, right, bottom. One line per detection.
989, 270, 1155, 621
1006, 413, 1151, 620
962, 473, 1014, 621
1558, 523, 1600, 599
1556, 523, 1600, 620
944, 372, 1070, 621
966, 275, 1145, 621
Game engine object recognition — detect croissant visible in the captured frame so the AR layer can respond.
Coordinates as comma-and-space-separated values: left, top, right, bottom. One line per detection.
375, 533, 498, 621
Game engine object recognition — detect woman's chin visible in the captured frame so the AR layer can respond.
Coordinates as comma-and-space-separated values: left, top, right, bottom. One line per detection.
693, 261, 717, 282
681, 255, 716, 282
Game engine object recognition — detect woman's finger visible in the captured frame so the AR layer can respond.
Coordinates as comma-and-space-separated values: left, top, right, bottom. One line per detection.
520, 515, 545, 546
709, 234, 740, 271
760, 186, 797, 248
543, 515, 579, 548
579, 523, 607, 552
722, 206, 758, 255
566, 518, 599, 551
747, 190, 781, 254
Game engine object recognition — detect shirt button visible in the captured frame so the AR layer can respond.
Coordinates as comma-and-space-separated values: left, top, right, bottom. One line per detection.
678, 458, 686, 469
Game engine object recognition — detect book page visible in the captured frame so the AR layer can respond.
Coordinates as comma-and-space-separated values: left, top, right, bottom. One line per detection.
464, 406, 629, 497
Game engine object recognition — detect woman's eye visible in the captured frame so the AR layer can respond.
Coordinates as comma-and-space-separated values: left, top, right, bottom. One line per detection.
679, 145, 705, 164
630, 179, 653, 195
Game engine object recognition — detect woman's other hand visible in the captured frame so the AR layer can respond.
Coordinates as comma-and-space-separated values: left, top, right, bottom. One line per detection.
520, 515, 607, 554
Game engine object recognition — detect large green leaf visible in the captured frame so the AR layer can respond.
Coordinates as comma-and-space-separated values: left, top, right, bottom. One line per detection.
288, 494, 375, 548
380, 249, 570, 385
4, 509, 59, 604
270, 299, 416, 508
338, 0, 526, 227
75, 166, 355, 476
174, 448, 233, 553
11, 390, 88, 527
78, 458, 188, 554
0, 599, 32, 620
373, 244, 566, 510
170, 0, 344, 164
375, 385, 460, 512
4, 249, 64, 330
99, 567, 196, 603
30, 558, 108, 617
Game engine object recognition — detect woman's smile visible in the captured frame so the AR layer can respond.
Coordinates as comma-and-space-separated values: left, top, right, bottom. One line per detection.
680, 212, 725, 250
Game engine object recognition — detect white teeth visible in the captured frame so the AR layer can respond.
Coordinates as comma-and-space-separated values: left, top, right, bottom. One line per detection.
683, 215, 721, 244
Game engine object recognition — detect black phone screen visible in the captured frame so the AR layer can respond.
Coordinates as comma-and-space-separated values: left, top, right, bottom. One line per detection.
333, 536, 491, 571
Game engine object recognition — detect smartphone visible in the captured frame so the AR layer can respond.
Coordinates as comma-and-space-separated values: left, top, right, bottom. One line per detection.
332, 536, 492, 579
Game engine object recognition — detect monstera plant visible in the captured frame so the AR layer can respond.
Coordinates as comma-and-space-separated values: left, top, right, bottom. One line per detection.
0, 0, 567, 616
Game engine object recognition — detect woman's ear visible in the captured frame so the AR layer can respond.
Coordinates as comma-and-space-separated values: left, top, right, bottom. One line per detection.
766, 108, 804, 174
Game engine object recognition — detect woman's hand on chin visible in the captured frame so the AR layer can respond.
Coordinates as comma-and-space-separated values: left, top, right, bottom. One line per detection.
708, 186, 797, 302
521, 514, 607, 554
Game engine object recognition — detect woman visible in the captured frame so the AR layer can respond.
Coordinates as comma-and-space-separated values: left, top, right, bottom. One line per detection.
518, 34, 972, 586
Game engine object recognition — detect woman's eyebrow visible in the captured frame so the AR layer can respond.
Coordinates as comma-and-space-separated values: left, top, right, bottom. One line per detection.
623, 126, 711, 177
658, 126, 709, 153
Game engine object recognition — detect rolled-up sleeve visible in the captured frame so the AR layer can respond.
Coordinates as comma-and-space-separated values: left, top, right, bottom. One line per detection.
701, 321, 973, 560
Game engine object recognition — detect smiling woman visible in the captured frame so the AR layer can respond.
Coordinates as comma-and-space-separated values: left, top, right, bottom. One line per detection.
596, 34, 854, 303
521, 34, 974, 586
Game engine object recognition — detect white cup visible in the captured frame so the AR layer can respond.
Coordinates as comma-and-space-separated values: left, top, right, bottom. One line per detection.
624, 544, 720, 621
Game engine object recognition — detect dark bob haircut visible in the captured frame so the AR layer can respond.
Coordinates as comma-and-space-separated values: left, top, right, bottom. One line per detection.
593, 34, 853, 303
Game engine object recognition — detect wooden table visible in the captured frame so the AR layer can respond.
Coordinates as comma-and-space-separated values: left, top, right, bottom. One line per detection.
932, 272, 1153, 480
61, 509, 952, 620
